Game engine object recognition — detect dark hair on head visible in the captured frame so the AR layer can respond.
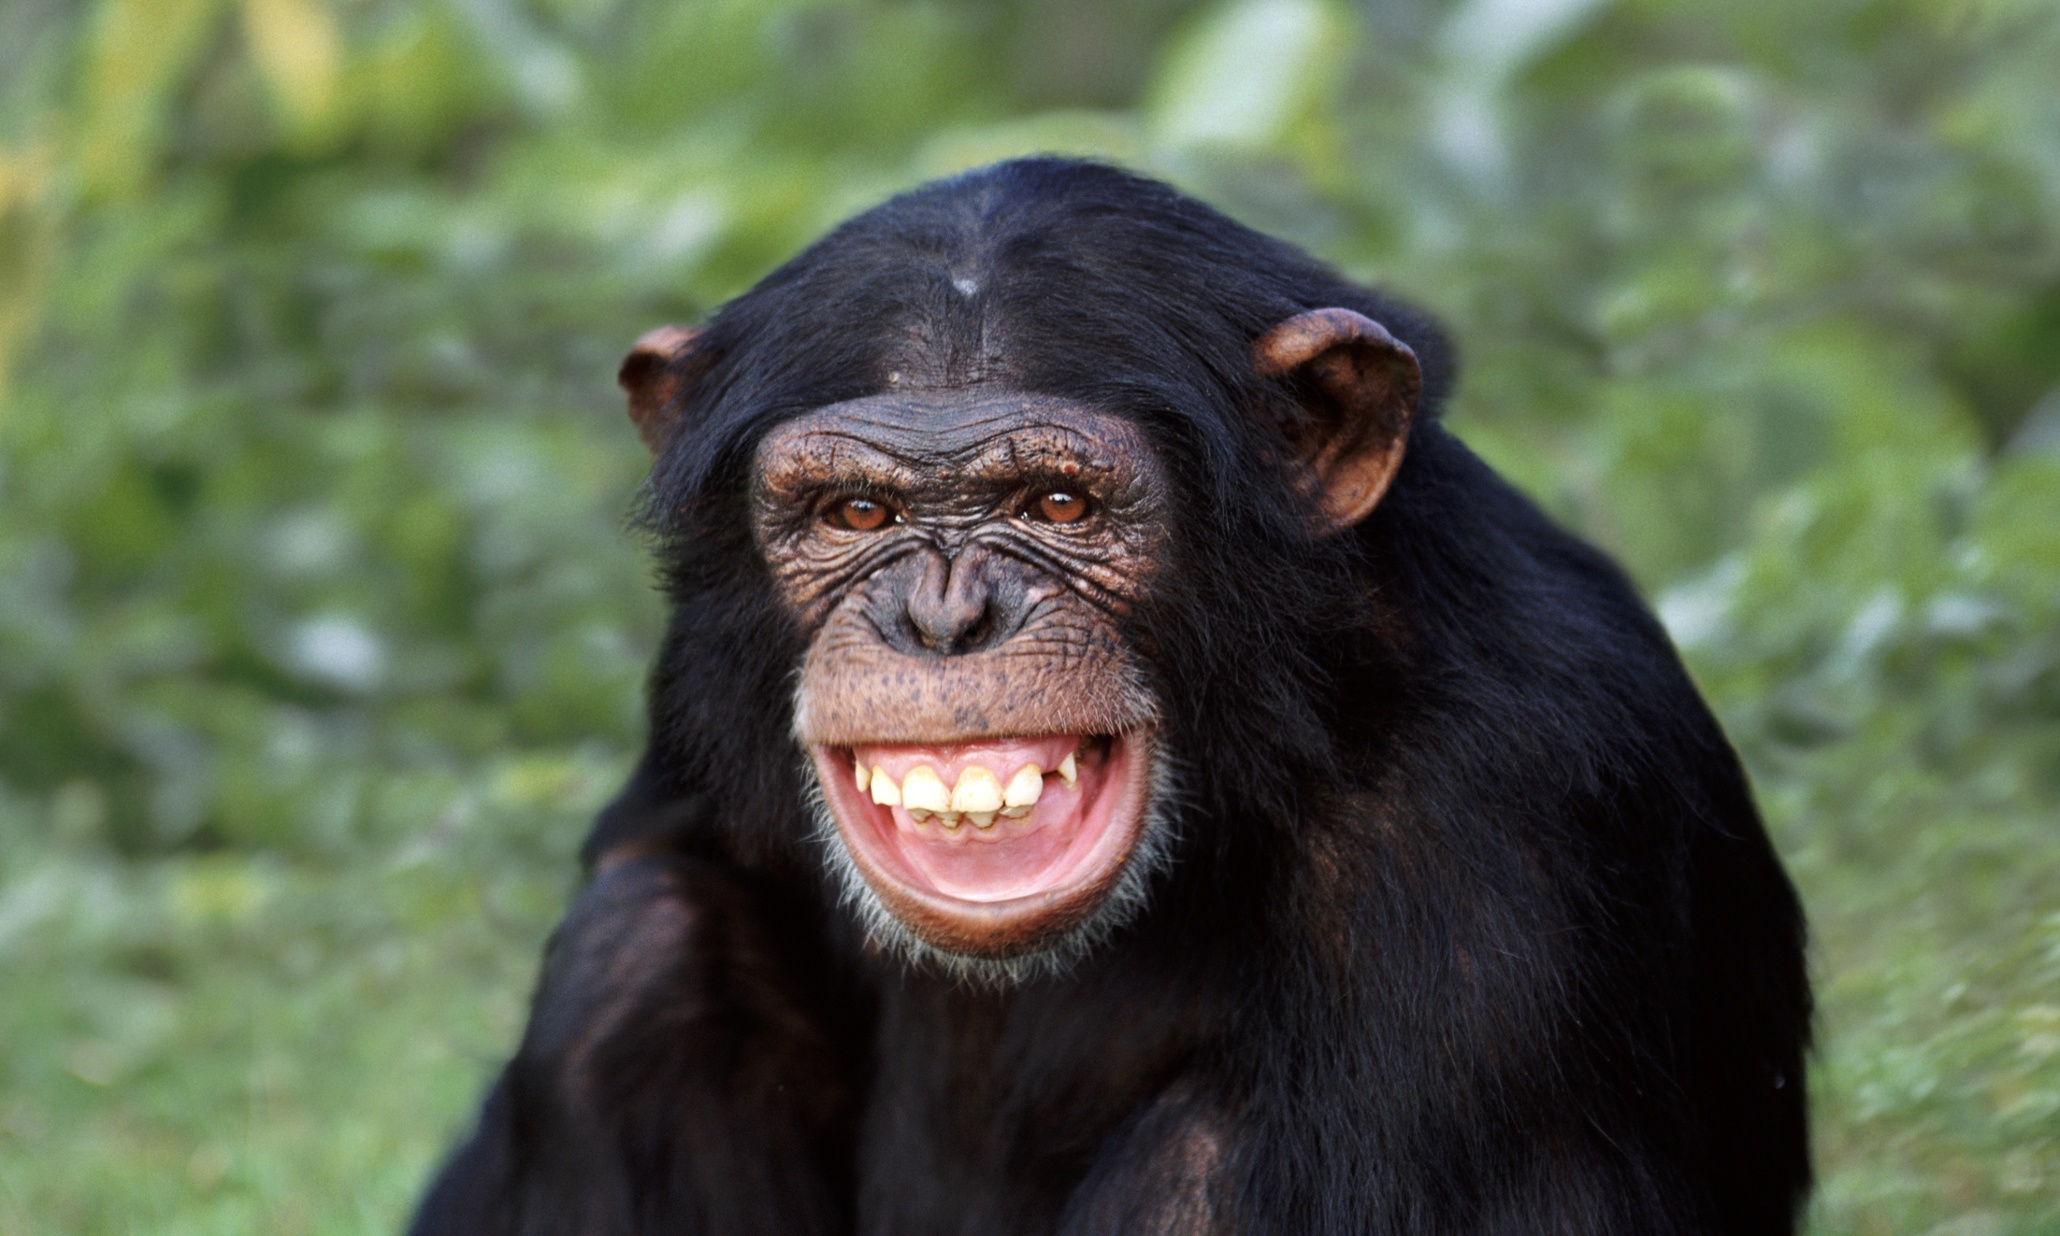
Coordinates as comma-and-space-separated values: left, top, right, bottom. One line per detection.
630, 158, 1456, 860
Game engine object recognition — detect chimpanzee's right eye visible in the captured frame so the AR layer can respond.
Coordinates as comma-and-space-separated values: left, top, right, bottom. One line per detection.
824, 497, 896, 531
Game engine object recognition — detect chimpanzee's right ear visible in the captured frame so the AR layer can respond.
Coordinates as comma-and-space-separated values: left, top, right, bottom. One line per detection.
617, 324, 712, 453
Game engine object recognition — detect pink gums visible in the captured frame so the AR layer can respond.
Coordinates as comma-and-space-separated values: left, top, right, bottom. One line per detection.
814, 734, 1143, 905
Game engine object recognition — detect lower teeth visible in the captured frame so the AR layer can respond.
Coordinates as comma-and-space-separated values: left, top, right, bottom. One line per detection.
910, 807, 1030, 830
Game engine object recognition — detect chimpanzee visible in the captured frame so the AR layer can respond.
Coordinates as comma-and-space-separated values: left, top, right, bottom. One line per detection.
408, 158, 1811, 1235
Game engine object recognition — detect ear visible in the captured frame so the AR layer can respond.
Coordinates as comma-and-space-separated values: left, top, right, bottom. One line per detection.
617, 324, 710, 453
1252, 308, 1421, 533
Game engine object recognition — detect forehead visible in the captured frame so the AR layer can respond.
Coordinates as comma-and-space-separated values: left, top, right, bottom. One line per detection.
753, 390, 1157, 482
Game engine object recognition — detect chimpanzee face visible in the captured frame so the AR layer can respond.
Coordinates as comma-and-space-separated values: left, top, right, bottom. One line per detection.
620, 305, 1418, 976
753, 390, 1171, 965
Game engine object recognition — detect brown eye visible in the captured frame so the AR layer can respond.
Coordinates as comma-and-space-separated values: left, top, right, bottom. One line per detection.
1030, 491, 1090, 524
826, 497, 893, 531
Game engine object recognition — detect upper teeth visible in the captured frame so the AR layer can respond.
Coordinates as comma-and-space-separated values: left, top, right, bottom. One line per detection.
1003, 765, 1042, 807
869, 768, 899, 806
949, 766, 1002, 813
901, 767, 950, 813
855, 750, 1076, 826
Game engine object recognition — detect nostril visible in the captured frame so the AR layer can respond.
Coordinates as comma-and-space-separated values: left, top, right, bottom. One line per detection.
955, 603, 997, 652
908, 591, 991, 653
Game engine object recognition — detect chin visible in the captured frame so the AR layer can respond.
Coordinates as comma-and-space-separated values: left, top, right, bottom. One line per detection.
807, 730, 1170, 983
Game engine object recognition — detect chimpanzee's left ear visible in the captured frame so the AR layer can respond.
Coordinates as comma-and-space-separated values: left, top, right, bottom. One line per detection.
618, 324, 714, 453
1253, 308, 1422, 533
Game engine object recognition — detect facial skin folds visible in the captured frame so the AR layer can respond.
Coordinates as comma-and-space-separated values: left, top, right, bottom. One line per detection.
753, 393, 1167, 636
754, 392, 1168, 963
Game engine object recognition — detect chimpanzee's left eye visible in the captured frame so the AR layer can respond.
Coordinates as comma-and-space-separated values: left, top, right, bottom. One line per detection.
1025, 491, 1092, 524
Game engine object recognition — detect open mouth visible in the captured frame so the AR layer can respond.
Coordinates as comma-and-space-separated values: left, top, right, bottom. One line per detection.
809, 731, 1154, 956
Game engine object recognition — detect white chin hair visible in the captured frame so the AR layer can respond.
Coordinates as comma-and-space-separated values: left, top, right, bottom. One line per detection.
801, 748, 1181, 988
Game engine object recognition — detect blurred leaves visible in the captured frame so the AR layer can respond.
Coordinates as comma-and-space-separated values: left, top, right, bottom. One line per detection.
0, 0, 2056, 1231
0, 139, 58, 399
1148, 0, 1349, 153
74, 0, 228, 197
240, 0, 343, 140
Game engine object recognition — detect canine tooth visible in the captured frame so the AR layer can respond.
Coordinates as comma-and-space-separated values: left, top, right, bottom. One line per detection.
951, 766, 1003, 813
1000, 805, 1032, 819
855, 759, 871, 792
969, 811, 997, 828
1057, 751, 1077, 788
1003, 765, 1043, 807
902, 766, 949, 812
869, 767, 899, 806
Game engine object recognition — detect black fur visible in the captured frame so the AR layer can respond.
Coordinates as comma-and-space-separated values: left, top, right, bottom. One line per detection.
410, 159, 1810, 1235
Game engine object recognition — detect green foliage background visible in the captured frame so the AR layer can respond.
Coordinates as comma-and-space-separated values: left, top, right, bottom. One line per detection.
1, 0, 2056, 1230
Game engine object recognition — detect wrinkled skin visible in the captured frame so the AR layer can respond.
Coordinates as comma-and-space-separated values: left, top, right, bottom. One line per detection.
755, 390, 1176, 960
760, 392, 1165, 747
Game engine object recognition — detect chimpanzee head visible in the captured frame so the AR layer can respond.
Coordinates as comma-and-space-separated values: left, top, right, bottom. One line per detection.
619, 160, 1441, 981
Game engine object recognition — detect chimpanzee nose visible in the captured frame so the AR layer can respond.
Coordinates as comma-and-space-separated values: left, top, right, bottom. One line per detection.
904, 548, 1015, 654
